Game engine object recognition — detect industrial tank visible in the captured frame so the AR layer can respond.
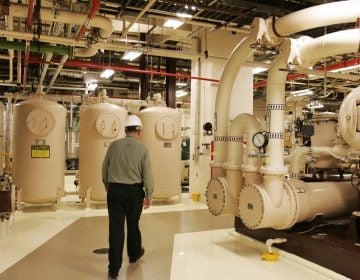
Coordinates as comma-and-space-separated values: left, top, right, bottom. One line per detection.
139, 107, 181, 199
12, 98, 66, 204
79, 102, 127, 202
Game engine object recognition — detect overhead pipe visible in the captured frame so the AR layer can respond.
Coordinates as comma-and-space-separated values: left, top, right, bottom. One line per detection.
38, 53, 53, 92
28, 56, 219, 83
119, 0, 156, 39
26, 0, 35, 31
266, 0, 360, 43
253, 57, 360, 89
2, 15, 14, 83
22, 41, 30, 90
8, 3, 113, 40
0, 40, 73, 56
75, 0, 100, 42
5, 3, 113, 58
45, 55, 69, 94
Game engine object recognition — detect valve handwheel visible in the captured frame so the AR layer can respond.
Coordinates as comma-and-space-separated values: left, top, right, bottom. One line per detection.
350, 169, 360, 191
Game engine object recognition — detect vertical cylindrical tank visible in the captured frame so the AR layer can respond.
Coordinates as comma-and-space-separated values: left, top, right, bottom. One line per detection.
12, 98, 66, 204
139, 107, 181, 199
79, 102, 127, 202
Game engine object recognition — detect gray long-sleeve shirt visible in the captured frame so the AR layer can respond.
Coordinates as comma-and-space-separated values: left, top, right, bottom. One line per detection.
102, 135, 154, 199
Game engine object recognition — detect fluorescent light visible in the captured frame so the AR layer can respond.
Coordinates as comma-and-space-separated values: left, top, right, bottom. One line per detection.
253, 67, 268, 74
290, 89, 313, 96
100, 69, 114, 79
86, 79, 98, 91
176, 90, 188, 97
122, 50, 142, 61
176, 12, 192, 18
307, 100, 324, 109
164, 19, 184, 29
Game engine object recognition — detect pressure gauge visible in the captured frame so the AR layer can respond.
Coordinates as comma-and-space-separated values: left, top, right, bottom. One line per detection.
252, 131, 268, 148
155, 115, 179, 140
95, 112, 121, 138
26, 108, 56, 137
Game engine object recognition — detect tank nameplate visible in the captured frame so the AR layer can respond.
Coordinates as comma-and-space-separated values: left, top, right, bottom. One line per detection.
31, 145, 50, 158
95, 112, 121, 139
26, 108, 56, 137
164, 142, 172, 148
155, 115, 179, 140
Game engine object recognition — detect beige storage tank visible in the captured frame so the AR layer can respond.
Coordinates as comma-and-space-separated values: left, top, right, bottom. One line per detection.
79, 102, 127, 202
12, 98, 66, 204
139, 107, 181, 199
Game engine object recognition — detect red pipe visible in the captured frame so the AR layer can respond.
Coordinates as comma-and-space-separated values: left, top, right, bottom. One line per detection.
26, 0, 35, 31
75, 0, 100, 42
253, 57, 360, 89
28, 57, 220, 83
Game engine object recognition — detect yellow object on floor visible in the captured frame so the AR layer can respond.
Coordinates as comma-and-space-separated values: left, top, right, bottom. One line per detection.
262, 251, 280, 262
192, 193, 200, 202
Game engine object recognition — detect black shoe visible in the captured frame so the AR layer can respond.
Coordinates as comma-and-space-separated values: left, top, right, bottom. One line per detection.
108, 272, 118, 280
129, 248, 145, 263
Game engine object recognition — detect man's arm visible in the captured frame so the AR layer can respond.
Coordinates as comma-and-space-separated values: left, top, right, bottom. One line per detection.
102, 145, 112, 191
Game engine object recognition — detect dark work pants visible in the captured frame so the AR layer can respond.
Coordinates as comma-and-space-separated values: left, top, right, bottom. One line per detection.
107, 183, 145, 276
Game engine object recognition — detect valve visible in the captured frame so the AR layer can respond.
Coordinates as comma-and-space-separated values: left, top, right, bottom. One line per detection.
261, 238, 287, 262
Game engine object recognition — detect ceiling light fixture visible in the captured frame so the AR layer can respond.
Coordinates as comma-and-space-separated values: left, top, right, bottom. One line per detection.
306, 100, 324, 109
122, 50, 143, 61
176, 12, 192, 19
290, 89, 314, 96
252, 67, 268, 74
164, 19, 184, 29
86, 79, 98, 91
100, 69, 114, 79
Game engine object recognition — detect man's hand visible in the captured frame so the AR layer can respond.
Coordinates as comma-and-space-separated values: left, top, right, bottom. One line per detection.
143, 198, 152, 209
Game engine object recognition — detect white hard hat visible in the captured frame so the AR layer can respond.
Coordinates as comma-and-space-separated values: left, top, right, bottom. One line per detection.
125, 115, 143, 128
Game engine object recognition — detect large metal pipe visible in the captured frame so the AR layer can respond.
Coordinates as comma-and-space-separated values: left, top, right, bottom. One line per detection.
8, 3, 113, 40
0, 40, 73, 56
45, 55, 69, 94
214, 0, 360, 176
28, 57, 219, 83
75, 0, 101, 41
212, 18, 266, 178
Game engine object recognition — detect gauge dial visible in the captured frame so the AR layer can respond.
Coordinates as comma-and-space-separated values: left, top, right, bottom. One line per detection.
26, 108, 56, 137
252, 131, 268, 148
155, 115, 179, 140
95, 112, 121, 138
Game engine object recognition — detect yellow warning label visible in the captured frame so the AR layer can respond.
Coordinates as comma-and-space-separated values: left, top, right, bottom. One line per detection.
31, 145, 50, 158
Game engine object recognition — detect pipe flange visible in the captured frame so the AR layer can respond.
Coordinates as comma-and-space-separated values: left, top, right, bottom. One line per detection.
238, 183, 264, 229
273, 179, 299, 230
205, 177, 228, 216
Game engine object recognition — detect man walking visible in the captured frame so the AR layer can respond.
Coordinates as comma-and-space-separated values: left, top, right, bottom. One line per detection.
102, 114, 154, 280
